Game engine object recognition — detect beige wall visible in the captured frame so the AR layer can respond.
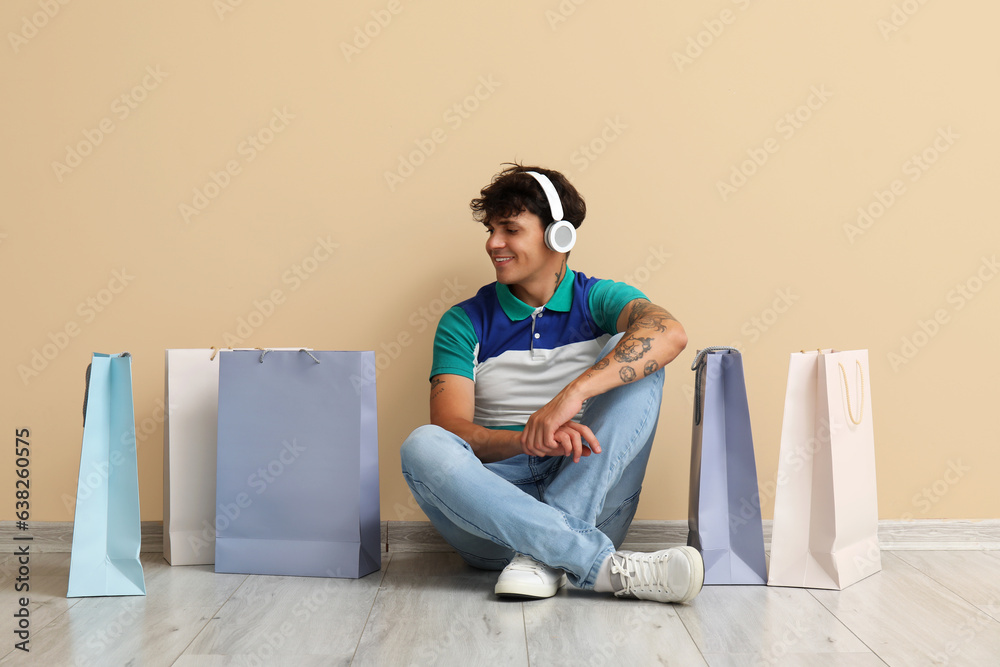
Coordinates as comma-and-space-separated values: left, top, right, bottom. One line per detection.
3, 1, 998, 523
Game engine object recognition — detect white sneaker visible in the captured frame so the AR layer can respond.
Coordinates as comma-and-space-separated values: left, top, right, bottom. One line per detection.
609, 547, 704, 603
494, 554, 567, 599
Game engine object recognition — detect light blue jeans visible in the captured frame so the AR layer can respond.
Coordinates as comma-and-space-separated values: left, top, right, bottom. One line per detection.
400, 336, 665, 590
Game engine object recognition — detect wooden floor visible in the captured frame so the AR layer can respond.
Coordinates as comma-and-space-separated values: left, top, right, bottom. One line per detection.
2, 549, 1000, 666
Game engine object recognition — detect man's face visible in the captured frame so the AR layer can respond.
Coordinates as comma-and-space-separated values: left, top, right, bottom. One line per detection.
484, 210, 554, 286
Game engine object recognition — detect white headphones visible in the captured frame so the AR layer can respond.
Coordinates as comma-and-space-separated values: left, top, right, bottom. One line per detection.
525, 171, 577, 253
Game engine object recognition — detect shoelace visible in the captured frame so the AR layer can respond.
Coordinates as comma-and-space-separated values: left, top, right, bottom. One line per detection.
609, 551, 671, 597
508, 554, 545, 573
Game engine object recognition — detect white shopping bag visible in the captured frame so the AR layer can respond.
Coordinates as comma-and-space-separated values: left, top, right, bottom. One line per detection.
767, 349, 880, 590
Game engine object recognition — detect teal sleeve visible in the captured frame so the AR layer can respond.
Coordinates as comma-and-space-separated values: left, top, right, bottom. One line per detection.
430, 306, 478, 381
588, 280, 649, 335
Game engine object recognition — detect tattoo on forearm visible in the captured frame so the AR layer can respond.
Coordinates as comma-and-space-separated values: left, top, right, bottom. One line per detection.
626, 301, 677, 334
430, 377, 445, 400
583, 356, 610, 381
613, 336, 653, 363
644, 360, 659, 377
619, 366, 636, 383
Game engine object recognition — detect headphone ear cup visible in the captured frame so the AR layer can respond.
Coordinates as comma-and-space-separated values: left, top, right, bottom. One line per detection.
545, 220, 576, 253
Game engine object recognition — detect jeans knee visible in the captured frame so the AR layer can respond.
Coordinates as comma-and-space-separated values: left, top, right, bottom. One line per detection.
400, 424, 452, 476
399, 424, 442, 473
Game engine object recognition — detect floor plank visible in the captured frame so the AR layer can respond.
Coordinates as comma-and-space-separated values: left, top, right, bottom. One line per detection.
0, 552, 81, 649
0, 596, 219, 667
0, 551, 247, 666
894, 550, 1000, 623
173, 656, 339, 666
701, 654, 887, 667
182, 554, 390, 665
352, 552, 528, 667
138, 552, 249, 609
524, 587, 708, 666
894, 550, 1000, 605
810, 552, 1000, 666
2, 549, 1000, 665
675, 583, 871, 662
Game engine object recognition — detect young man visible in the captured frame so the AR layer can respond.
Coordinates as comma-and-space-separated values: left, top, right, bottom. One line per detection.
400, 164, 704, 603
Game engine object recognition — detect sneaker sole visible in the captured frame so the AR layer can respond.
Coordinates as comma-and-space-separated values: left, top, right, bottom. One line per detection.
675, 546, 705, 603
494, 573, 567, 599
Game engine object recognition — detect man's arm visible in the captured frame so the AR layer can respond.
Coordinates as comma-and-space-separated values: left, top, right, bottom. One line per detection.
429, 373, 524, 464
520, 298, 687, 458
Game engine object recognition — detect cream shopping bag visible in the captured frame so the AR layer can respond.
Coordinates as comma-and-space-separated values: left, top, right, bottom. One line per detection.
163, 349, 222, 565
767, 349, 880, 590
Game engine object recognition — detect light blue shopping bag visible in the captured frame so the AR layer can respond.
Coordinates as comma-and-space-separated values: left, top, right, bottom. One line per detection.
67, 353, 146, 597
688, 347, 768, 585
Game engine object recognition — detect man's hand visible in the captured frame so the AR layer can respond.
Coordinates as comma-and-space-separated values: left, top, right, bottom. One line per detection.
519, 299, 685, 462
520, 386, 600, 462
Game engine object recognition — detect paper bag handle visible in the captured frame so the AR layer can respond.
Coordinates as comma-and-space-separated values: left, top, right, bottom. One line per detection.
257, 348, 320, 364
691, 346, 739, 426
838, 360, 865, 425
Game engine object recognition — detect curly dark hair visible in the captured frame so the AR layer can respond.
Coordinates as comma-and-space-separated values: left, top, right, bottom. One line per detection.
470, 163, 586, 230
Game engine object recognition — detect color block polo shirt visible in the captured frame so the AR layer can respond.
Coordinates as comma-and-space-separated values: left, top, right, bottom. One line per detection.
431, 270, 646, 430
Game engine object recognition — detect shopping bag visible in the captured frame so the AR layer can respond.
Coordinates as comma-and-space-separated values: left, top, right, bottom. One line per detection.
163, 348, 224, 565
214, 349, 380, 578
67, 353, 146, 597
768, 349, 880, 590
687, 347, 767, 585
163, 347, 306, 565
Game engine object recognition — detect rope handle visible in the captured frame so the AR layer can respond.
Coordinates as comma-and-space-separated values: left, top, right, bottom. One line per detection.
258, 348, 320, 364
838, 360, 865, 425
691, 346, 740, 426
208, 347, 319, 363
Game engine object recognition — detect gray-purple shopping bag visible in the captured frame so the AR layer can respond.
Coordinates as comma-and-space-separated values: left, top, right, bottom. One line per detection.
214, 349, 380, 578
687, 347, 767, 585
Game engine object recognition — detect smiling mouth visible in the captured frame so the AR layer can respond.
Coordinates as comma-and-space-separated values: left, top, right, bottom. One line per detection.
493, 256, 513, 264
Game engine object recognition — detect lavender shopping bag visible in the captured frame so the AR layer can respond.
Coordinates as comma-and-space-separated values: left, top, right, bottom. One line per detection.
687, 347, 767, 585
214, 349, 380, 578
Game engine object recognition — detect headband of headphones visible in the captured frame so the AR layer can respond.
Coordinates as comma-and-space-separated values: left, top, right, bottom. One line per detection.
524, 171, 576, 253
